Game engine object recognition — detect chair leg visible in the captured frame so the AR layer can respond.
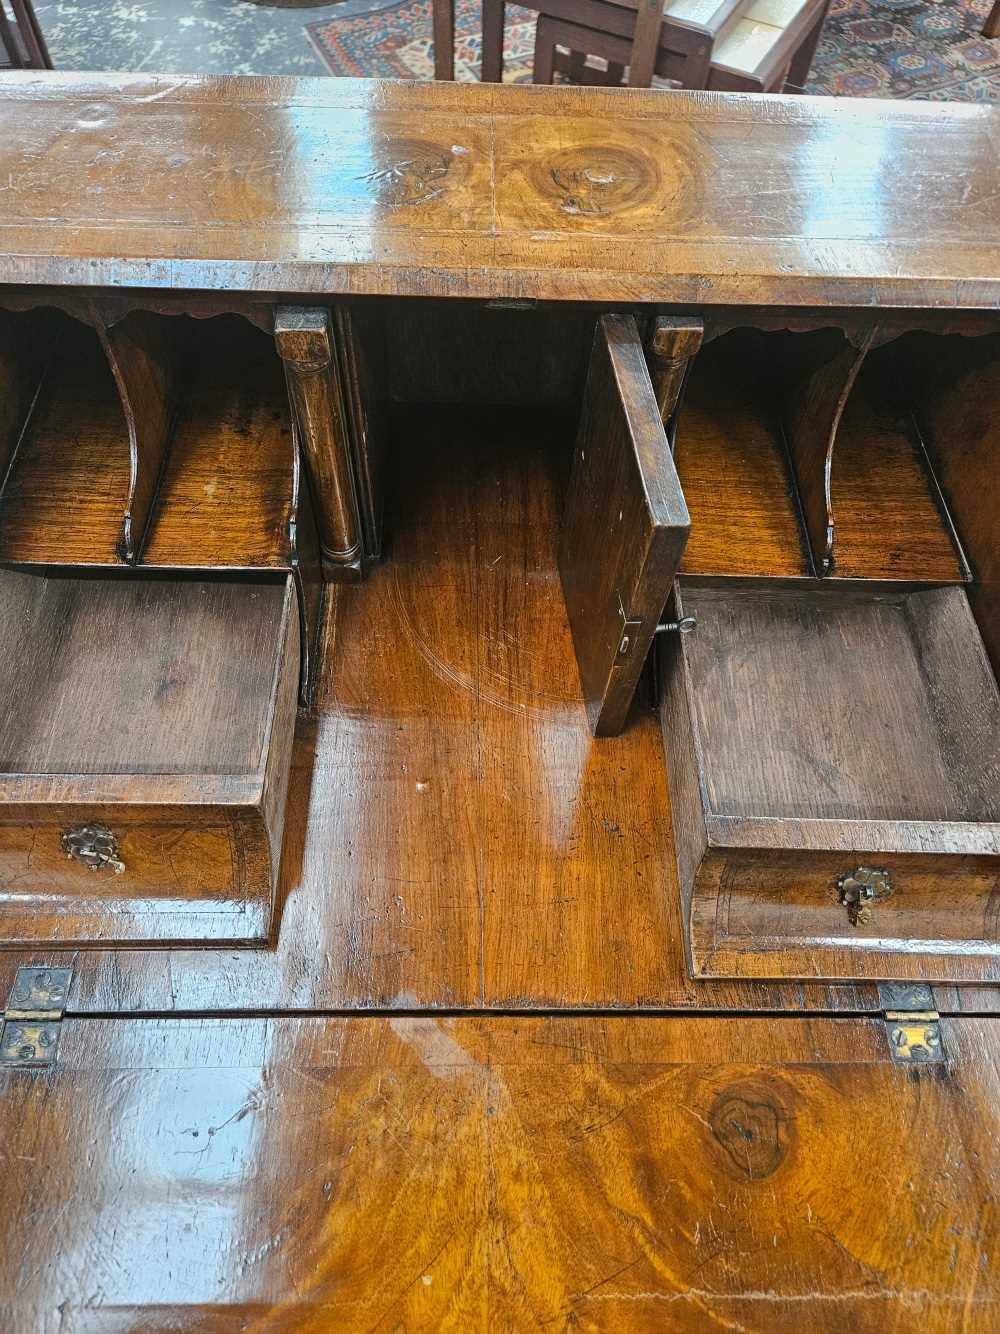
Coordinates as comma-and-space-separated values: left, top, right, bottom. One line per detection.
0, 3, 26, 68
533, 16, 557, 83
784, 0, 830, 92
627, 0, 663, 87
9, 0, 52, 68
431, 0, 455, 80
481, 0, 505, 82
984, 0, 1000, 38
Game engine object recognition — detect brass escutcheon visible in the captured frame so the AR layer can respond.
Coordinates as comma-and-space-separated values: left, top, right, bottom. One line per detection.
61, 823, 125, 874
836, 866, 892, 926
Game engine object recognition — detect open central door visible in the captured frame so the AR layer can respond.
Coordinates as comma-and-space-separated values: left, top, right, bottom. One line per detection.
559, 313, 691, 736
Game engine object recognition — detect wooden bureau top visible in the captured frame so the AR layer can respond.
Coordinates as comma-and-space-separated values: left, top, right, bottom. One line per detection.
2, 72, 999, 309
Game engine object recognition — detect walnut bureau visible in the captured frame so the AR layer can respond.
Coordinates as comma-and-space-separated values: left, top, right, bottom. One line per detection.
1, 73, 1000, 1333
0, 73, 996, 985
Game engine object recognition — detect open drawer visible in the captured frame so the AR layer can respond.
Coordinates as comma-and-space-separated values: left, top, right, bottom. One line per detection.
0, 569, 299, 948
659, 579, 1000, 981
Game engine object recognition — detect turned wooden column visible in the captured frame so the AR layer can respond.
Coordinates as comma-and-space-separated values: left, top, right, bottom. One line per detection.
274, 305, 364, 580
645, 316, 704, 426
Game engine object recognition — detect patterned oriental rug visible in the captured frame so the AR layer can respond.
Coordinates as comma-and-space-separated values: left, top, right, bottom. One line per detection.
306, 0, 1000, 99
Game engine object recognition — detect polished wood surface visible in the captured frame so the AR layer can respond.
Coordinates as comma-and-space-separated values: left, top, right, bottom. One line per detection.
1, 74, 999, 308
0, 571, 299, 946
1, 75, 998, 1326
831, 375, 968, 582
100, 309, 180, 563
2, 1013, 998, 1331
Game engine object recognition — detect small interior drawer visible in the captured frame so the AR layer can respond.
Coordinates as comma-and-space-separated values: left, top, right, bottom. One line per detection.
0, 569, 299, 947
660, 578, 1000, 982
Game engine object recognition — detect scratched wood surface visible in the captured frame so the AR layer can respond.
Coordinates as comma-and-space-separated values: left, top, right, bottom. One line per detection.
0, 74, 998, 307
0, 1013, 997, 1332
0, 407, 996, 1013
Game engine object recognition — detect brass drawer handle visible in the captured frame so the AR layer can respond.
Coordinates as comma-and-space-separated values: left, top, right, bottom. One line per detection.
837, 866, 892, 926
61, 824, 125, 875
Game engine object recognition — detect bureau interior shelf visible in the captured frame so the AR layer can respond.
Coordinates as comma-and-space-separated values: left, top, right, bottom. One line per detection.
830, 348, 968, 583
676, 332, 811, 578
141, 315, 298, 570
0, 313, 131, 566
675, 327, 969, 584
0, 310, 301, 574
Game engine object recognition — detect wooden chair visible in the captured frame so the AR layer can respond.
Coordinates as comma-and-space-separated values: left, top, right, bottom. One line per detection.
531, 0, 831, 92
0, 0, 53, 69
482, 0, 744, 86
985, 1, 1000, 38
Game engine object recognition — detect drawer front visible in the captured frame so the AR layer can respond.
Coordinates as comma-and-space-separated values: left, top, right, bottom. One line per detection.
690, 851, 1000, 982
0, 820, 240, 905
0, 815, 279, 947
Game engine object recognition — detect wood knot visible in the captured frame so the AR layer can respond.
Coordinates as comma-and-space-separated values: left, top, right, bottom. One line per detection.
540, 146, 659, 218
708, 1085, 788, 1180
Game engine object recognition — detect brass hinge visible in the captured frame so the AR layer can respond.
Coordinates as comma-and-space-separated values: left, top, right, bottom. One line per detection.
0, 966, 73, 1067
878, 982, 944, 1064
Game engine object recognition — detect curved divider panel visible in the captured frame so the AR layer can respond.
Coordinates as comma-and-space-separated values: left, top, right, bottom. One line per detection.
783, 328, 871, 575
141, 315, 297, 569
0, 308, 132, 565
677, 327, 844, 578
99, 310, 182, 564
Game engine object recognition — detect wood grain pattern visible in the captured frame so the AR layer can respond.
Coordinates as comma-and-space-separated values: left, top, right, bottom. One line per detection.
0, 571, 299, 947
0, 75, 998, 308
829, 351, 969, 583
676, 327, 973, 583
783, 327, 870, 575
560, 313, 689, 735
1, 1013, 998, 1331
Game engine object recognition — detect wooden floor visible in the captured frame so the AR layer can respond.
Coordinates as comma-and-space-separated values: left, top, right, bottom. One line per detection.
1, 411, 997, 1330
